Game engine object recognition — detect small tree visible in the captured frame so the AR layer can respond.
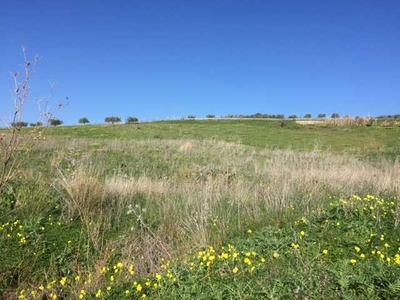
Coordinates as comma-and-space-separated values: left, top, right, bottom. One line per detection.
79, 117, 90, 125
105, 116, 121, 125
304, 114, 312, 119
50, 118, 63, 126
318, 113, 326, 119
187, 115, 196, 119
331, 113, 340, 119
206, 114, 216, 119
126, 116, 139, 124
288, 115, 297, 119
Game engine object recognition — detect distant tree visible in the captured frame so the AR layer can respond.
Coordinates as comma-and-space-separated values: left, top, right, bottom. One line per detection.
288, 115, 297, 119
49, 119, 63, 126
29, 122, 43, 127
187, 115, 196, 119
126, 116, 139, 124
331, 113, 340, 119
11, 121, 28, 128
304, 113, 312, 119
206, 114, 216, 119
105, 116, 121, 125
317, 113, 326, 119
79, 117, 90, 125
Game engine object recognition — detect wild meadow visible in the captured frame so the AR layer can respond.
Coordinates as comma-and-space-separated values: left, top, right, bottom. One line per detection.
1, 120, 400, 299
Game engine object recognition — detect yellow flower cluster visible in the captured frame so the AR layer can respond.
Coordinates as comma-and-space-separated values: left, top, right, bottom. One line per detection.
195, 244, 267, 274
0, 220, 28, 245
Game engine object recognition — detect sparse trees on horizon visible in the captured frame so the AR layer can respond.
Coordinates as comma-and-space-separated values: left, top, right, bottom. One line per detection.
318, 113, 326, 119
11, 121, 28, 128
79, 117, 90, 125
29, 122, 43, 127
224, 113, 285, 119
331, 113, 340, 119
206, 114, 216, 118
304, 114, 312, 119
288, 115, 297, 119
126, 116, 139, 124
187, 115, 196, 119
105, 116, 121, 125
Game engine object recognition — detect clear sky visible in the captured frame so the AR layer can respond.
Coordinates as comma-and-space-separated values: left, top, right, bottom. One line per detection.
1, 0, 399, 124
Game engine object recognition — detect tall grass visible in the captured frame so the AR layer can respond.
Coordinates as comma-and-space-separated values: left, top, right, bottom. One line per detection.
28, 138, 398, 275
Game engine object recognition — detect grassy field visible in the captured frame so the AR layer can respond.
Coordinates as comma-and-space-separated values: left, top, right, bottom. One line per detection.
1, 120, 400, 299
43, 120, 400, 159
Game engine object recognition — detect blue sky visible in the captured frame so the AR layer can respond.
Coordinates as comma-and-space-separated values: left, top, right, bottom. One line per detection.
1, 0, 399, 124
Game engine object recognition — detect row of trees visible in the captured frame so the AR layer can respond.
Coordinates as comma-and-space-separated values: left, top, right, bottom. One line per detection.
80, 116, 140, 125
288, 113, 340, 119
180, 113, 399, 120
11, 119, 62, 128
13, 113, 399, 128
104, 116, 139, 124
187, 113, 341, 119
376, 114, 400, 119
11, 116, 139, 128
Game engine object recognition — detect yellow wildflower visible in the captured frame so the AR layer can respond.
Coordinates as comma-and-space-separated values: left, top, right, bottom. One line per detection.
95, 290, 102, 298
244, 257, 252, 265
60, 277, 67, 286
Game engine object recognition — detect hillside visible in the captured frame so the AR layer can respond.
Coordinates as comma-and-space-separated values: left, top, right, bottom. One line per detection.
1, 120, 400, 299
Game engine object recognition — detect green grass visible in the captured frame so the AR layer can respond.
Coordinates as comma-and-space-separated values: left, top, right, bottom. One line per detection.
41, 120, 400, 159
7, 194, 400, 299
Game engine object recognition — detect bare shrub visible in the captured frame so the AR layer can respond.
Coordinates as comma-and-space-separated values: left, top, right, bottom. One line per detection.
0, 47, 54, 197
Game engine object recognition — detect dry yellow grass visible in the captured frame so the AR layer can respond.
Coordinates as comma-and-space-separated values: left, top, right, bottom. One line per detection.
297, 117, 377, 127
